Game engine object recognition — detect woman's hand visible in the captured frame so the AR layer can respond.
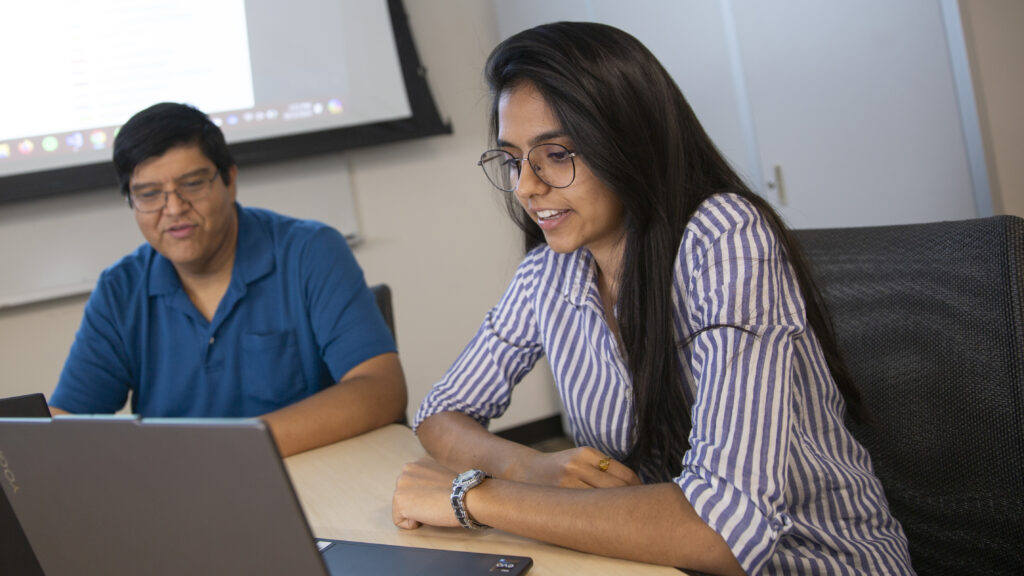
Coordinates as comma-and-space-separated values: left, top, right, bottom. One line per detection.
514, 446, 641, 488
392, 457, 461, 530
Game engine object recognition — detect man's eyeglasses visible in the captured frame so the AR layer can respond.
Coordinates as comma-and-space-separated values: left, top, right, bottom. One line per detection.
128, 171, 219, 213
477, 143, 577, 192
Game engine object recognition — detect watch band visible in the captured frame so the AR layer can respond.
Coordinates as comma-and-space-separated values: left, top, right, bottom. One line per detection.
451, 469, 492, 530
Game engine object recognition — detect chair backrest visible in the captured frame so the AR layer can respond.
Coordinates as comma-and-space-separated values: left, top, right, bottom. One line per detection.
368, 283, 406, 425
369, 283, 396, 347
795, 216, 1024, 576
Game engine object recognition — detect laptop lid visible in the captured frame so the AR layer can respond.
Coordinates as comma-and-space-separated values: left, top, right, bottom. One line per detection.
0, 417, 532, 576
0, 417, 328, 576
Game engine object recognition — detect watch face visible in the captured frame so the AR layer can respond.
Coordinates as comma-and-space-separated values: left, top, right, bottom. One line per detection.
454, 469, 483, 487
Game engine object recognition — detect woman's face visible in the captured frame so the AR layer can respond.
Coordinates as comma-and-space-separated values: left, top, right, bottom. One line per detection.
498, 83, 625, 263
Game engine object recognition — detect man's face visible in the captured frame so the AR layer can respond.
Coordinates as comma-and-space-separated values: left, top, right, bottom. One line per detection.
129, 144, 238, 276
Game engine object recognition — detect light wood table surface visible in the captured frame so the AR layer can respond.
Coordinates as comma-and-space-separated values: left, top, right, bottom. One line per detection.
284, 424, 680, 576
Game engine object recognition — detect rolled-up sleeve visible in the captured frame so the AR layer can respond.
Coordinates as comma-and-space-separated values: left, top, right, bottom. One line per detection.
414, 252, 546, 430
673, 197, 805, 575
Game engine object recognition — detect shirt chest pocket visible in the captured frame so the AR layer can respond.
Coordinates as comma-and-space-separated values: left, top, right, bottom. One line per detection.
241, 330, 306, 406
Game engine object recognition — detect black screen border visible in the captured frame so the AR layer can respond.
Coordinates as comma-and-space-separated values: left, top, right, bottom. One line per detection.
0, 0, 451, 205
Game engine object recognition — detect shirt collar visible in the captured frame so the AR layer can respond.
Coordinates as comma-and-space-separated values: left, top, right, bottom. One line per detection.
147, 203, 274, 295
561, 248, 598, 307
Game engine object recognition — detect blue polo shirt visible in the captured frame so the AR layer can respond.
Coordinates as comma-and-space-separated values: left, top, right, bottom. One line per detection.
51, 204, 395, 417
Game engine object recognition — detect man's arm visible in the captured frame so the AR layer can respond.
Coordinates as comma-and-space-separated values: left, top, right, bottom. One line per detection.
261, 352, 406, 457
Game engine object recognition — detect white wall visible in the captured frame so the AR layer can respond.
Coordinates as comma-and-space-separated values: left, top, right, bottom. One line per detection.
494, 0, 980, 229
3, 0, 1022, 430
0, 0, 561, 430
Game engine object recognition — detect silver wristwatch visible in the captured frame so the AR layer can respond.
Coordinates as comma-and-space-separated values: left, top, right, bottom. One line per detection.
451, 469, 491, 530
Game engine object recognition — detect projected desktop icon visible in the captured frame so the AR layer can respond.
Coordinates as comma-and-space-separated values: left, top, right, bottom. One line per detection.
0, 143, 10, 158
90, 130, 107, 150
327, 99, 343, 114
66, 132, 84, 151
18, 139, 34, 155
42, 136, 59, 152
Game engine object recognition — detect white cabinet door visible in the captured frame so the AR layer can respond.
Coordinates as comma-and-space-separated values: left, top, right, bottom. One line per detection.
729, 0, 976, 227
492, 0, 979, 228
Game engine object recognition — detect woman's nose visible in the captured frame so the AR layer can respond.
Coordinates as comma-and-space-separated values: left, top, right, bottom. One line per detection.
514, 159, 549, 201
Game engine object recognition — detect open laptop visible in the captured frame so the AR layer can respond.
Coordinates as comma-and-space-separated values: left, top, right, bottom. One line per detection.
0, 392, 50, 418
0, 415, 532, 576
0, 393, 50, 576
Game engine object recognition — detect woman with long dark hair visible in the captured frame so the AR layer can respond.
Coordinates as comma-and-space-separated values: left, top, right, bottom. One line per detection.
393, 22, 913, 575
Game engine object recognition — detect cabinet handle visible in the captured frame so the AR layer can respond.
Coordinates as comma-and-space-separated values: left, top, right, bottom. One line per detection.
766, 164, 788, 205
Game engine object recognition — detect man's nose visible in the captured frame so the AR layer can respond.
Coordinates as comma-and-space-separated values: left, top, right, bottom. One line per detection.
162, 189, 191, 214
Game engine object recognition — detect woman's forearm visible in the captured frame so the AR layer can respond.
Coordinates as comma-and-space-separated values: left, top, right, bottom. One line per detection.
466, 480, 744, 575
416, 411, 543, 481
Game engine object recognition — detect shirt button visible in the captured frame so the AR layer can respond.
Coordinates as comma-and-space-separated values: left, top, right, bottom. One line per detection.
770, 513, 793, 532
209, 336, 215, 345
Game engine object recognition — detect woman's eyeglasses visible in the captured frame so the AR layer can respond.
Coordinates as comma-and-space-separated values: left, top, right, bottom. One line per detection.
477, 143, 577, 192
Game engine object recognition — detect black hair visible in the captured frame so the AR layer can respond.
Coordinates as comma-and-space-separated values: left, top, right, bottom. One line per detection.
484, 22, 865, 476
113, 102, 235, 197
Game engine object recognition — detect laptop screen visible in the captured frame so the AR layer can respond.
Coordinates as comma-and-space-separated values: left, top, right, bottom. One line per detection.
0, 393, 51, 418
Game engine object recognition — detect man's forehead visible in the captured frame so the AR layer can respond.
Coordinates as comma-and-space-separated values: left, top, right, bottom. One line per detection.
131, 144, 212, 183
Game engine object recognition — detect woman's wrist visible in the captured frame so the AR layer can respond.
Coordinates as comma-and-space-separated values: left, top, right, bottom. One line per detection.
462, 475, 500, 529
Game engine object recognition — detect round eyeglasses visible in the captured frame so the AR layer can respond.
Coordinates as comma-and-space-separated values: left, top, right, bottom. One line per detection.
128, 171, 219, 213
477, 143, 577, 192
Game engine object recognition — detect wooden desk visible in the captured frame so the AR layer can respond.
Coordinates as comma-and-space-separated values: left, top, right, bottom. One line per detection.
285, 424, 679, 576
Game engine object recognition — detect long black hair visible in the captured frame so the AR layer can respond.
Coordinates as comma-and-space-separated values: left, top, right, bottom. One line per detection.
484, 22, 865, 475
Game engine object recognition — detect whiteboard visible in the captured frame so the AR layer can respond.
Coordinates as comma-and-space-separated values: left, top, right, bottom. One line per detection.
0, 152, 358, 309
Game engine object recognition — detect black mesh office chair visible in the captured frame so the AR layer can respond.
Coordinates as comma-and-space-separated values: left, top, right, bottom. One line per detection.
370, 283, 396, 348
795, 216, 1024, 576
369, 283, 406, 424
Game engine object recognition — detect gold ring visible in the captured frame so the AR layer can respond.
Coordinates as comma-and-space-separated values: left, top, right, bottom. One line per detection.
597, 457, 611, 472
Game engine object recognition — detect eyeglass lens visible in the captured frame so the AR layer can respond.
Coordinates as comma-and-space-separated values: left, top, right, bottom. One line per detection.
479, 143, 575, 192
130, 172, 217, 213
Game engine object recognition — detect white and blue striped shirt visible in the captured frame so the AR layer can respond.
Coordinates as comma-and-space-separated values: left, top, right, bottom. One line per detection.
415, 194, 914, 575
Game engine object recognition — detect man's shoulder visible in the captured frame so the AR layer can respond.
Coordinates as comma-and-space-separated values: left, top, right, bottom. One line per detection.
97, 242, 158, 291
241, 205, 331, 234
81, 243, 162, 322
240, 205, 342, 250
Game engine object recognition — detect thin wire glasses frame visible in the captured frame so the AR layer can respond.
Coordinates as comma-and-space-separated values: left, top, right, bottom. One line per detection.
128, 171, 220, 213
477, 143, 577, 192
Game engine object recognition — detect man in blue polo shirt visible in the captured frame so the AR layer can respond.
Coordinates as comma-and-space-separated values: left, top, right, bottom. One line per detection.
50, 102, 407, 457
